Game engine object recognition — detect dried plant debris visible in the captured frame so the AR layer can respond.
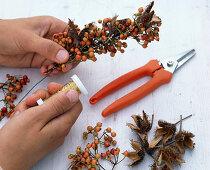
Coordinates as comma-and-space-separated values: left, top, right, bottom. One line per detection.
127, 110, 154, 134
155, 120, 176, 144
125, 111, 194, 170
175, 131, 195, 153
156, 145, 185, 170
126, 140, 145, 166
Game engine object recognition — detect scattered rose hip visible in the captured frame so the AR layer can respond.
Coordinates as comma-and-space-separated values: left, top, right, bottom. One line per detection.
67, 122, 126, 170
0, 74, 30, 120
48, 1, 161, 73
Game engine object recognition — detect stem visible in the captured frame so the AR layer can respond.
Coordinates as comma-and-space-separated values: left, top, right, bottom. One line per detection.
175, 114, 192, 125
112, 164, 116, 170
117, 156, 126, 164
97, 163, 106, 170
179, 115, 182, 132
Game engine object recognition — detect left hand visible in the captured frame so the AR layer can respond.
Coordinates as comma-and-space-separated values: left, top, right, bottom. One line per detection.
0, 16, 76, 76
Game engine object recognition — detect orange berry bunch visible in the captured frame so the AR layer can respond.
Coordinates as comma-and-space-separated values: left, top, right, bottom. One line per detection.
49, 1, 161, 73
68, 122, 126, 170
0, 74, 30, 120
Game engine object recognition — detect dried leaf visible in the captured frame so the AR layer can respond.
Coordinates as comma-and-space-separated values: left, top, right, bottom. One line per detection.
163, 131, 173, 144
143, 110, 150, 125
127, 150, 144, 167
157, 152, 162, 166
131, 140, 142, 152
150, 14, 161, 24
176, 140, 185, 153
144, 1, 154, 14
156, 120, 176, 144
108, 15, 118, 34
157, 145, 185, 170
175, 130, 195, 152
155, 128, 167, 136
127, 151, 139, 160
127, 123, 141, 131
164, 159, 173, 170
128, 159, 141, 167
149, 136, 163, 149
68, 19, 80, 46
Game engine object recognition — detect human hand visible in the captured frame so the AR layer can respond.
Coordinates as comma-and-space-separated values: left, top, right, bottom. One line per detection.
0, 16, 76, 76
0, 82, 82, 170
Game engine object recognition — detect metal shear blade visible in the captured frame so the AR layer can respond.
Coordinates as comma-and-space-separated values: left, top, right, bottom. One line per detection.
160, 49, 196, 73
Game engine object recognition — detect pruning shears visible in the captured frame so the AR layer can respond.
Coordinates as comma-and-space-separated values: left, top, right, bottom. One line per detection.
89, 49, 196, 117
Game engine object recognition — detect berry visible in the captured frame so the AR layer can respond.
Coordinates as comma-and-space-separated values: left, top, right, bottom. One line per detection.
97, 122, 102, 127
91, 143, 96, 149
106, 150, 111, 155
108, 136, 113, 142
110, 148, 115, 155
1, 107, 7, 113
95, 154, 100, 159
89, 52, 94, 57
82, 56, 87, 61
10, 103, 15, 109
123, 151, 128, 157
138, 7, 143, 12
155, 36, 160, 41
94, 139, 99, 144
75, 55, 82, 61
106, 127, 111, 133
12, 94, 17, 99
15, 85, 21, 90
104, 141, 110, 147
95, 126, 101, 132
86, 143, 91, 148
101, 153, 106, 159
91, 159, 97, 165
87, 126, 93, 131
83, 152, 89, 158
8, 87, 13, 92
93, 131, 98, 136
111, 132, 116, 137
112, 140, 117, 146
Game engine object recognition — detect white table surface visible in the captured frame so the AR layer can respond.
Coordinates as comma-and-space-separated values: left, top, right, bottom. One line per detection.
0, 0, 210, 169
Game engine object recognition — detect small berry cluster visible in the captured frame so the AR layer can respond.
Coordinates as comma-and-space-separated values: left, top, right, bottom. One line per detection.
50, 1, 161, 72
0, 74, 30, 119
68, 122, 126, 170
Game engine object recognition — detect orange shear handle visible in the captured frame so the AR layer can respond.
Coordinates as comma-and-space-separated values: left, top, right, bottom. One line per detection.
102, 69, 173, 117
89, 60, 162, 104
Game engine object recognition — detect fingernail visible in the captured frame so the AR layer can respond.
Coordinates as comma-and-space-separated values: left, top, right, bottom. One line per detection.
14, 111, 20, 116
66, 90, 79, 103
56, 50, 69, 62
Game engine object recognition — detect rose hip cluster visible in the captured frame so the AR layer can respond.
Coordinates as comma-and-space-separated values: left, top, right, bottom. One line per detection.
50, 1, 161, 72
0, 74, 30, 119
68, 122, 126, 170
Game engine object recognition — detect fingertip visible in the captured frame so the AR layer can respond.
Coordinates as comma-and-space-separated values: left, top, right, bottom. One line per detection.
26, 93, 39, 106
40, 66, 48, 76
48, 82, 63, 94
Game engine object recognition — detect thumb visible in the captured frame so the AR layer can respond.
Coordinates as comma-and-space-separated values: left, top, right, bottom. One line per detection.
30, 34, 69, 63
35, 90, 79, 125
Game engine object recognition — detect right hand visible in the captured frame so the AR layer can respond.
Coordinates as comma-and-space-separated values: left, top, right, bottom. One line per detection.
0, 82, 82, 170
